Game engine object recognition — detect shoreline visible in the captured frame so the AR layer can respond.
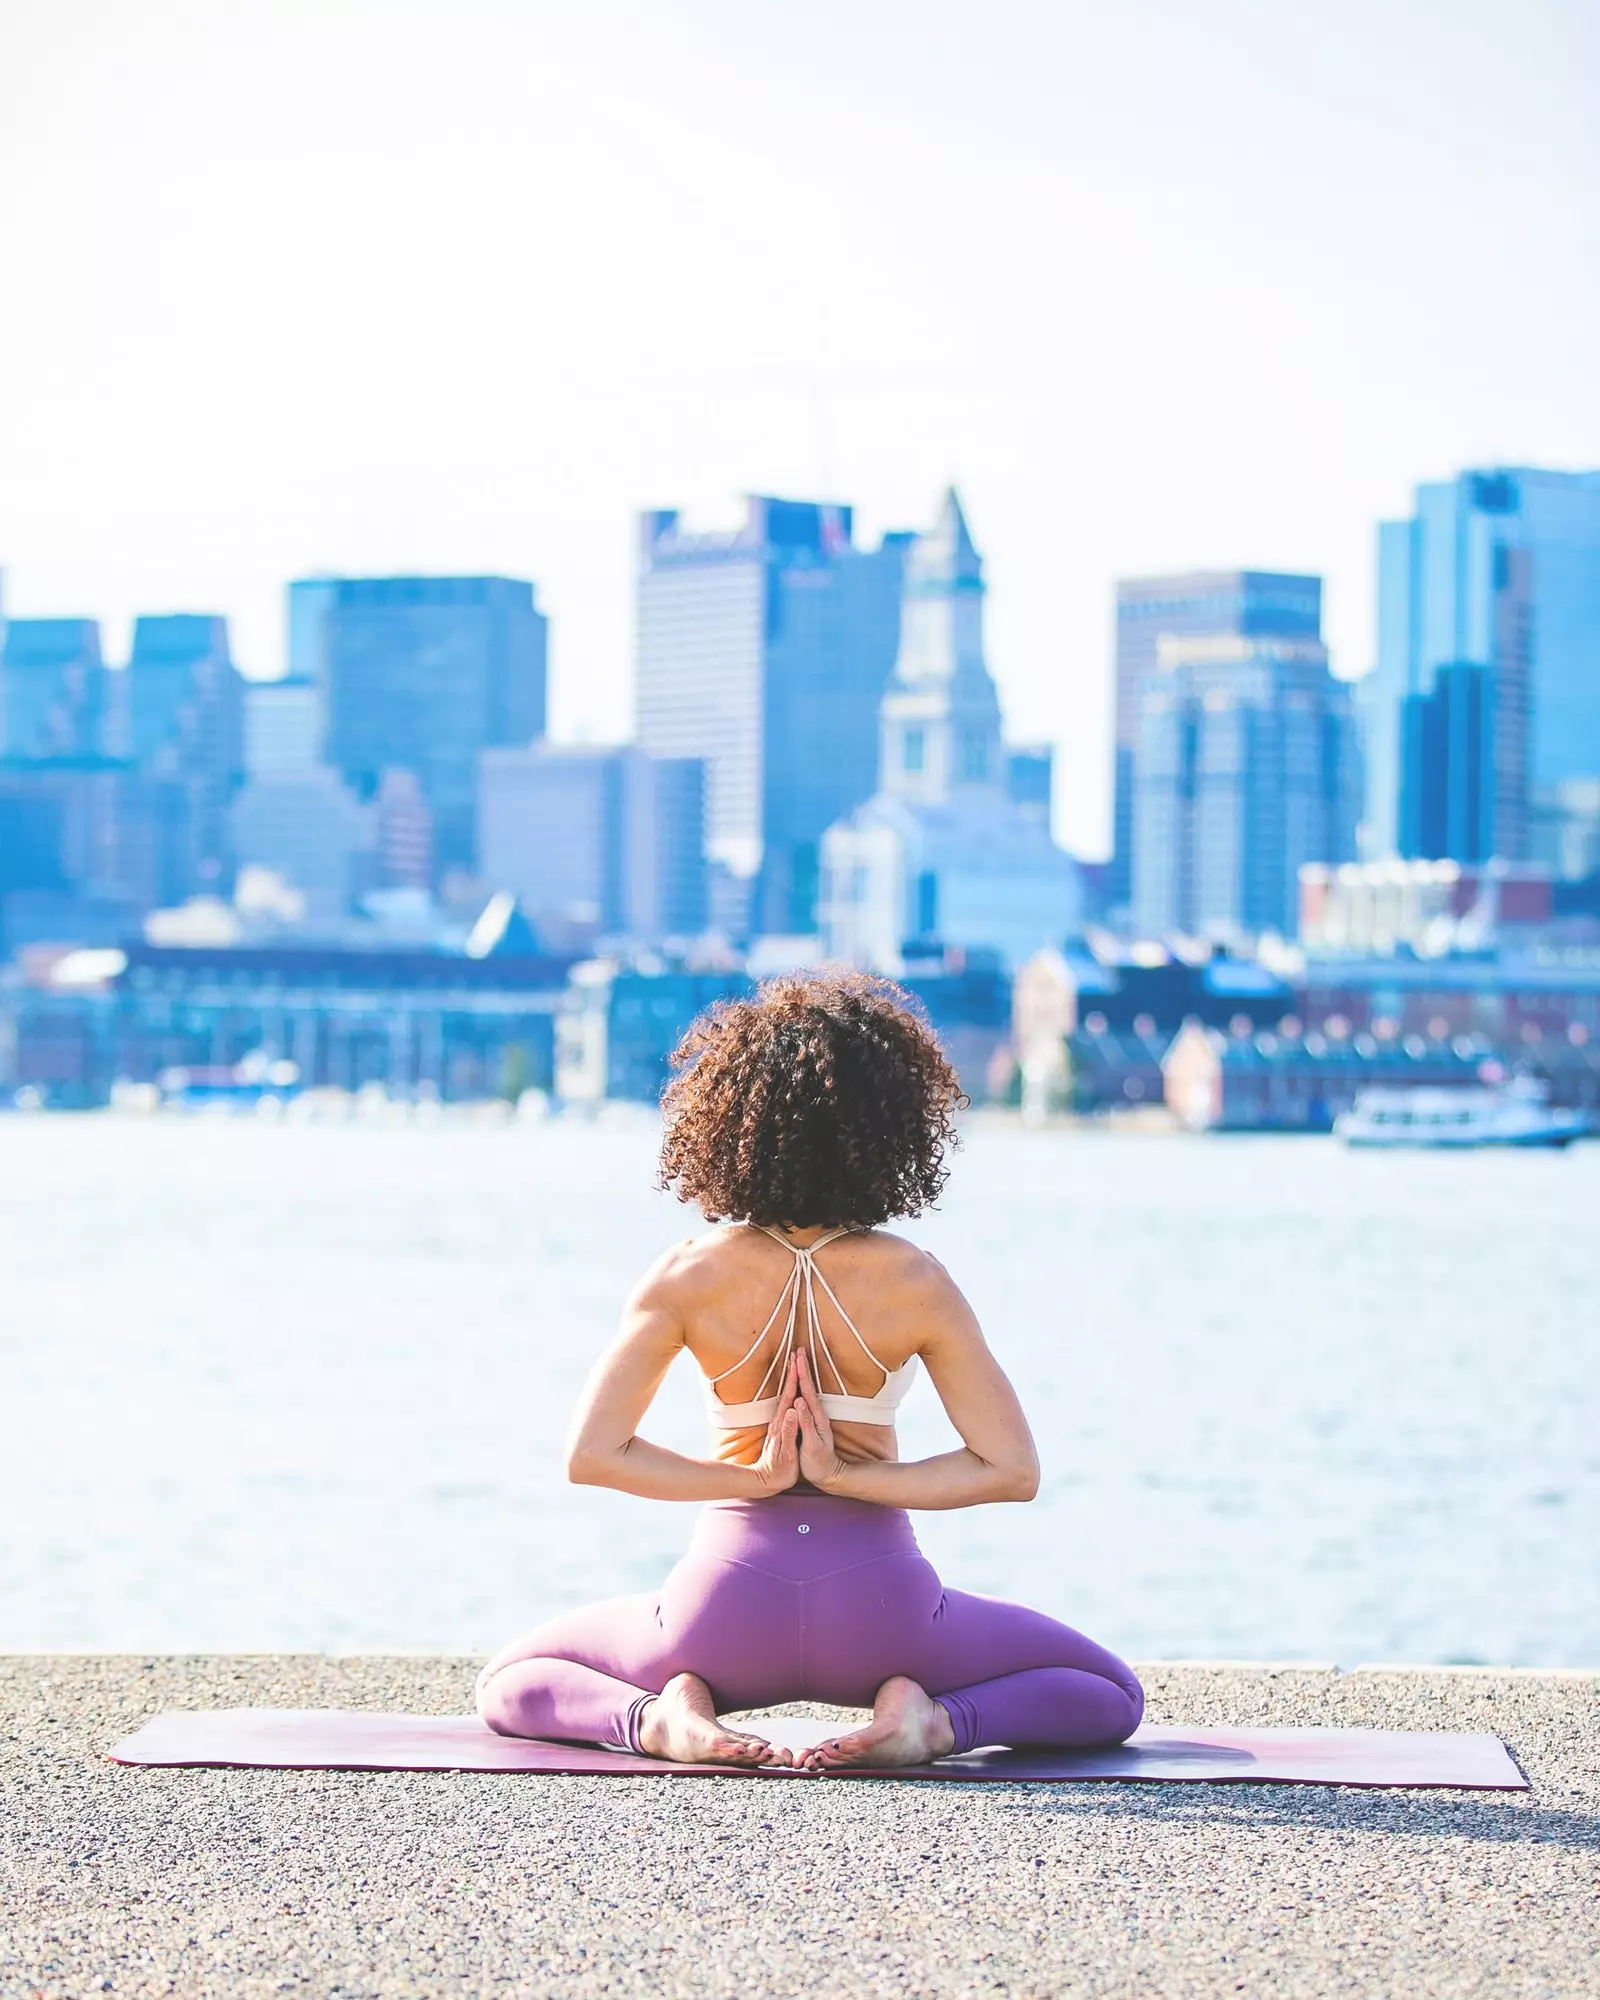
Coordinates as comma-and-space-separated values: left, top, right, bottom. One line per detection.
5, 1654, 1596, 1998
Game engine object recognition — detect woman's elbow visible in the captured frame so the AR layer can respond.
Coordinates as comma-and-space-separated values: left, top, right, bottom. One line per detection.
996, 1456, 1040, 1503
564, 1442, 612, 1488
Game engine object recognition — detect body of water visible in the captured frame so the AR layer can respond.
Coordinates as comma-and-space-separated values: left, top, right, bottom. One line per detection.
2, 1112, 1596, 1666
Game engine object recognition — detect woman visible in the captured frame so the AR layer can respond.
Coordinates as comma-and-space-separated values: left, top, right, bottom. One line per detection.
478, 972, 1143, 1771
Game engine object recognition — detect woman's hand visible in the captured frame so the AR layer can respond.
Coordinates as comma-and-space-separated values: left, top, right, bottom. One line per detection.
793, 1350, 849, 1492
750, 1375, 801, 1496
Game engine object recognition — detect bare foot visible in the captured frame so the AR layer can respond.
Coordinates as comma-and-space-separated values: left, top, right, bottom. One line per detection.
637, 1673, 793, 1767
801, 1676, 957, 1770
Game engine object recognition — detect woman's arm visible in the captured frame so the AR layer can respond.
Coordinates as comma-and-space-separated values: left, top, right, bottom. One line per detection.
794, 1262, 1040, 1510
565, 1257, 800, 1502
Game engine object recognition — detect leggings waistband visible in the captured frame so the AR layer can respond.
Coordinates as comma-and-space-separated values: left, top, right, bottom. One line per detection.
689, 1492, 922, 1579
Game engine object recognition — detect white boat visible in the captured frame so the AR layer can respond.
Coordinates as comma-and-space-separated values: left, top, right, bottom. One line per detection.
1336, 1078, 1586, 1150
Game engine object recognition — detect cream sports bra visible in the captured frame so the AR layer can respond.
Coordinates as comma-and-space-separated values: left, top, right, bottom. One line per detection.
705, 1225, 920, 1429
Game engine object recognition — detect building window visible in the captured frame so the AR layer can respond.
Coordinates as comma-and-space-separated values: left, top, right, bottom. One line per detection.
902, 727, 925, 774
959, 731, 989, 782
916, 870, 938, 937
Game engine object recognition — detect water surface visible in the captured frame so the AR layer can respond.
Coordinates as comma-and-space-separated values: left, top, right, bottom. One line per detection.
2, 1113, 1595, 1666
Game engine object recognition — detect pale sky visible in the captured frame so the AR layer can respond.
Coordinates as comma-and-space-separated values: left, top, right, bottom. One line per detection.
2, 0, 1597, 856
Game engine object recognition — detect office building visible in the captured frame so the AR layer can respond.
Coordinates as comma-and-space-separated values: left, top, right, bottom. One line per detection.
288, 574, 548, 877
244, 677, 324, 777
636, 497, 908, 939
1132, 631, 1359, 942
1111, 573, 1323, 912
1006, 746, 1053, 826
0, 759, 191, 914
820, 491, 1081, 972
0, 618, 108, 760
1368, 466, 1600, 869
478, 743, 706, 947
125, 613, 245, 891
230, 771, 377, 925
1398, 661, 1496, 863
374, 768, 433, 890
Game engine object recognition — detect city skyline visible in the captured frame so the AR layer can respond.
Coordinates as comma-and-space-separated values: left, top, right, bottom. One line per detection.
3, 0, 1597, 859
6, 453, 1599, 933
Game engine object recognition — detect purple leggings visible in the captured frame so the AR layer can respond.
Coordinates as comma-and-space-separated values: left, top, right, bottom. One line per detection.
477, 1492, 1143, 1755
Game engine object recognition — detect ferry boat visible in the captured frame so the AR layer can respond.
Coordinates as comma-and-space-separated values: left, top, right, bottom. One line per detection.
1336, 1078, 1586, 1150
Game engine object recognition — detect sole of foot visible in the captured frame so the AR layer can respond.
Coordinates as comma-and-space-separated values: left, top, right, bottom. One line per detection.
638, 1673, 793, 1767
800, 1676, 956, 1770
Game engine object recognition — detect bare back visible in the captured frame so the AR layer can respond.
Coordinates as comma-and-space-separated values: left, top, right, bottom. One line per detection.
662, 1224, 959, 1468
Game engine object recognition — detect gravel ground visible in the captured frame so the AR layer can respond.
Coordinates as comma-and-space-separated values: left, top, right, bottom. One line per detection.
2, 1655, 1595, 2000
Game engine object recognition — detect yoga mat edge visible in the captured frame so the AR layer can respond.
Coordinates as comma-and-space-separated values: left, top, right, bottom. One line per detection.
107, 1710, 1529, 1790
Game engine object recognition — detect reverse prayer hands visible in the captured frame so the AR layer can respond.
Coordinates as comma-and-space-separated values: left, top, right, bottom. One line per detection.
792, 1349, 850, 1492
753, 1352, 850, 1496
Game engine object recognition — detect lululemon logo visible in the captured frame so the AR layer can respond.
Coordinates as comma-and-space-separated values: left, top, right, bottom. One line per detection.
797, 1524, 810, 1534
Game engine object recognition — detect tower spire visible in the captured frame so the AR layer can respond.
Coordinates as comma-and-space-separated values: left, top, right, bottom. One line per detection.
880, 488, 1002, 803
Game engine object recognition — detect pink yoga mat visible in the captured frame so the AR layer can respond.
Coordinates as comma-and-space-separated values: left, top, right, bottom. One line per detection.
109, 1710, 1527, 1789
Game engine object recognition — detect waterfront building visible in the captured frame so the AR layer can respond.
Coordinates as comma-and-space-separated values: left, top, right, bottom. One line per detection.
288, 574, 548, 877
1011, 938, 1291, 1118
555, 963, 753, 1103
244, 677, 324, 777
1132, 631, 1359, 942
1015, 939, 1291, 1043
1059, 1023, 1171, 1119
1111, 573, 1323, 913
1298, 859, 1555, 957
0, 618, 108, 759
1162, 1020, 1486, 1133
0, 936, 576, 1107
636, 497, 909, 939
478, 743, 706, 948
1297, 933, 1600, 1044
820, 491, 1081, 973
1367, 466, 1600, 870
125, 614, 245, 892
553, 954, 1008, 1105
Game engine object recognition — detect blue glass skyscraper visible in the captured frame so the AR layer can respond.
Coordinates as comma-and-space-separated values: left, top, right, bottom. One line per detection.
126, 613, 244, 888
636, 498, 909, 937
1112, 573, 1324, 912
0, 618, 107, 759
1368, 466, 1600, 870
1132, 626, 1359, 942
288, 575, 547, 878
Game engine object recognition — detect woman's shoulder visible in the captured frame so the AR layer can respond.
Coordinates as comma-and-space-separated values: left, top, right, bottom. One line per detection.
838, 1229, 960, 1303
634, 1222, 951, 1300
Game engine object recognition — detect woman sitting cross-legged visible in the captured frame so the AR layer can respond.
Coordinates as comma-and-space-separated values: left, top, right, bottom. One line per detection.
477, 971, 1143, 1771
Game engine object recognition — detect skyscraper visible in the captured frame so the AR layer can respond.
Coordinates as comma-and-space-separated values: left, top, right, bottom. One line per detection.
0, 618, 108, 759
635, 497, 908, 939
243, 678, 324, 779
1368, 467, 1600, 870
125, 613, 244, 890
478, 743, 706, 947
0, 616, 194, 932
820, 491, 1081, 972
1112, 573, 1323, 911
233, 676, 372, 922
288, 575, 548, 878
1132, 630, 1359, 942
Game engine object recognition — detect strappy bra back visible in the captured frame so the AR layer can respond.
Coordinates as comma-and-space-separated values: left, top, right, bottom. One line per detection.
705, 1225, 919, 1429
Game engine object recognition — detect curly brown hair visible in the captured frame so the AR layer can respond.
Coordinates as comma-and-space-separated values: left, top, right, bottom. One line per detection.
657, 970, 965, 1228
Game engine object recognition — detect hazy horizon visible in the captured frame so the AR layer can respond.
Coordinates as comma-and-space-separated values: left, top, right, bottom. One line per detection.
2, 0, 1597, 857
